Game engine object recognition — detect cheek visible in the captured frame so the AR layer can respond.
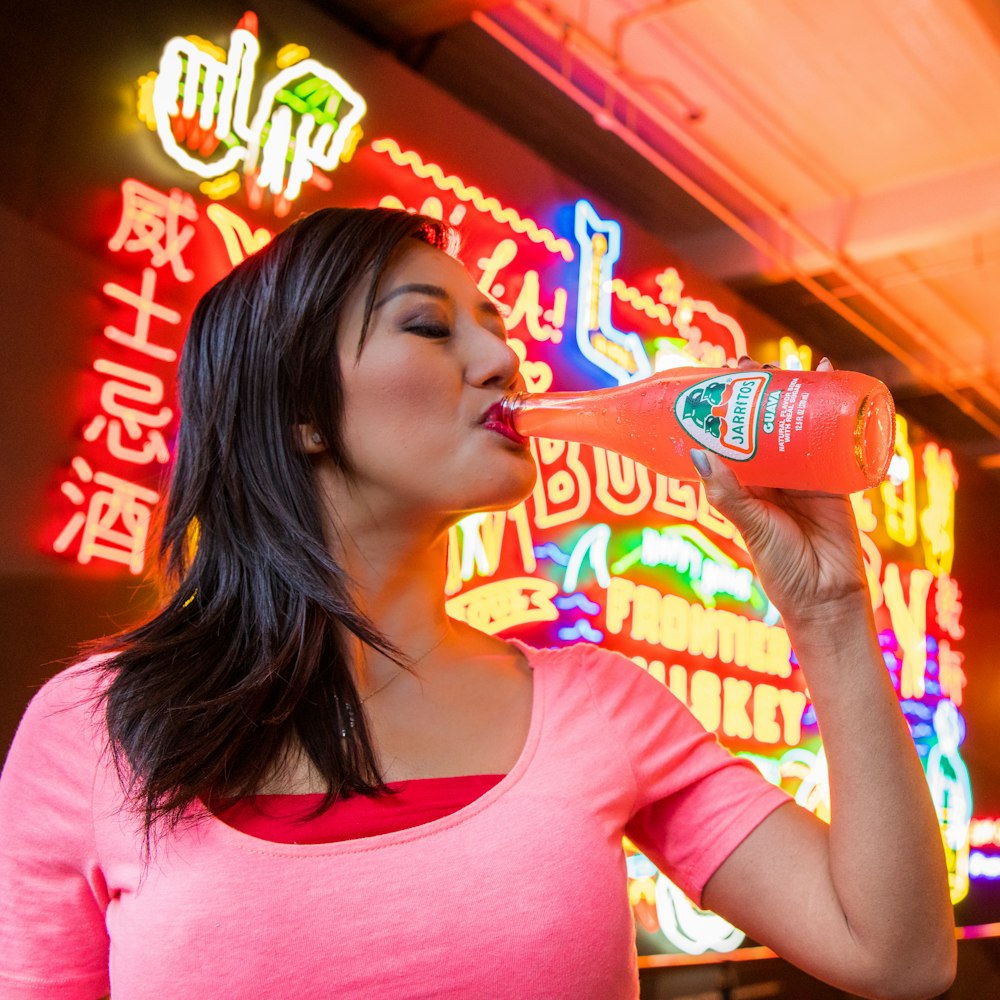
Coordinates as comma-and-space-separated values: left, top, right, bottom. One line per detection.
344, 365, 452, 456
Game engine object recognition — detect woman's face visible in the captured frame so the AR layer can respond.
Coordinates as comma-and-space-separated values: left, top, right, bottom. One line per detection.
326, 239, 536, 525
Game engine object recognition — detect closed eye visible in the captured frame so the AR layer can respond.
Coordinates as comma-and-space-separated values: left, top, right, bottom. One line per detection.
404, 323, 451, 339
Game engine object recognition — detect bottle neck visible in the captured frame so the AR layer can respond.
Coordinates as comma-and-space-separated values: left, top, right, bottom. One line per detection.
499, 387, 613, 440
499, 368, 708, 440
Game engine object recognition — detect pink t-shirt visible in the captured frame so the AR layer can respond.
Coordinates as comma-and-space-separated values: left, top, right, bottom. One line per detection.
0, 641, 789, 999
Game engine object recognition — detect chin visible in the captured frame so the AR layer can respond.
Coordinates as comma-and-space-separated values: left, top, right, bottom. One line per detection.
456, 461, 537, 514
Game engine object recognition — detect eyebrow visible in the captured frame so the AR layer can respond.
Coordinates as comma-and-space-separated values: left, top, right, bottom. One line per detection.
375, 282, 504, 322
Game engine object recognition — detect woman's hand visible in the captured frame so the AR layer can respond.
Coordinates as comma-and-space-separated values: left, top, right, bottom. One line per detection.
690, 357, 869, 624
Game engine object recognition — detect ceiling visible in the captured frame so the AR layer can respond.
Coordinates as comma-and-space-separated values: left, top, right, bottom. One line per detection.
321, 0, 1000, 473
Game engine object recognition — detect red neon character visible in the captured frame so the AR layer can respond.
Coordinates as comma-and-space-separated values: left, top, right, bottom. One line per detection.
103, 267, 181, 362
108, 178, 199, 282
937, 641, 967, 707
82, 358, 173, 465
52, 457, 161, 574
934, 574, 965, 641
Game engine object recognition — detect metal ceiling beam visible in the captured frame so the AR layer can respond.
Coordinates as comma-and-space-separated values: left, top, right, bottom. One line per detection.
684, 155, 1000, 282
321, 0, 508, 44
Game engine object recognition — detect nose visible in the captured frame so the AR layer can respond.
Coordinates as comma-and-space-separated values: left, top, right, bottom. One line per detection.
467, 326, 522, 390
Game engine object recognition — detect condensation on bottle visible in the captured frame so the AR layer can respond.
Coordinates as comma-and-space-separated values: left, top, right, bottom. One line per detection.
499, 366, 895, 493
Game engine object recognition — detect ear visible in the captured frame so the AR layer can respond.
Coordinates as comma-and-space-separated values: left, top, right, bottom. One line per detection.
297, 423, 327, 454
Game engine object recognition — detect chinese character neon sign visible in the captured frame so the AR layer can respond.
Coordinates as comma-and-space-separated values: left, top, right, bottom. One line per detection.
51, 177, 195, 573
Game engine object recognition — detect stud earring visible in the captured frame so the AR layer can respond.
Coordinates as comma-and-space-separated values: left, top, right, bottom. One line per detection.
311, 432, 323, 445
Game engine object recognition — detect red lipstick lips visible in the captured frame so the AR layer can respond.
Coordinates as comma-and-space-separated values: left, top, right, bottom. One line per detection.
482, 400, 528, 445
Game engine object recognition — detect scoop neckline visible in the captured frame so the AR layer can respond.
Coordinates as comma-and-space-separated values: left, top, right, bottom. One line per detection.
197, 638, 545, 856
238, 773, 509, 801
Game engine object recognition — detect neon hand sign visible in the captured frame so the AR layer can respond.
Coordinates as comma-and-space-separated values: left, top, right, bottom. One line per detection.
147, 11, 365, 213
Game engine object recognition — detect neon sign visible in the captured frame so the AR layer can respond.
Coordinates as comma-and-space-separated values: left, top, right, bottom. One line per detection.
612, 525, 760, 609
53, 457, 161, 575
926, 700, 973, 903
144, 11, 365, 215
443, 576, 559, 635
655, 870, 746, 954
371, 138, 574, 260
52, 178, 193, 572
573, 199, 653, 383
108, 180, 198, 282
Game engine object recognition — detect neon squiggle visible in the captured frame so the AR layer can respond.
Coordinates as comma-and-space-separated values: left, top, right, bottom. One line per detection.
554, 593, 602, 614
558, 619, 604, 642
610, 279, 673, 327
534, 542, 570, 566
610, 278, 748, 362
371, 138, 574, 262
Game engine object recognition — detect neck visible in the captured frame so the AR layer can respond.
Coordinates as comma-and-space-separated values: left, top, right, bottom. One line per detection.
327, 511, 458, 682
353, 531, 453, 641
308, 460, 474, 680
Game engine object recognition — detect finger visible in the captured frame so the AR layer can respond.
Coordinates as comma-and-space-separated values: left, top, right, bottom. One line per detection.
690, 448, 740, 496
689, 449, 767, 541
817, 356, 833, 372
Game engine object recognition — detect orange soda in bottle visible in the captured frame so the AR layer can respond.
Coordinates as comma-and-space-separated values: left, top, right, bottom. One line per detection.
498, 366, 895, 492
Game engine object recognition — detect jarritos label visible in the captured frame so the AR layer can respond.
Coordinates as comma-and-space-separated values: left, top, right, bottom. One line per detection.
674, 371, 771, 461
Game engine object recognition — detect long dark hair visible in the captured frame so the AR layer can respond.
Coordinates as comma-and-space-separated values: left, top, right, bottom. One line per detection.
91, 207, 454, 838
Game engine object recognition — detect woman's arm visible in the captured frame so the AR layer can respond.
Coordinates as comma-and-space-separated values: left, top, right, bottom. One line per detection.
693, 361, 955, 1000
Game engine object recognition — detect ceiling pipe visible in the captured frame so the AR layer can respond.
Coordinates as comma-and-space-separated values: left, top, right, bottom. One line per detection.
474, 2, 1000, 444
609, 0, 856, 205
607, 1, 705, 121
827, 246, 1000, 294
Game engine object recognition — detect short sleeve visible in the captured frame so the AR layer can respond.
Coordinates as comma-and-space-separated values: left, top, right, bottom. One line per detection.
581, 646, 790, 906
0, 663, 112, 999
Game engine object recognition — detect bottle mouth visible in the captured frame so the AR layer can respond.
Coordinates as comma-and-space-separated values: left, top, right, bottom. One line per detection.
497, 393, 524, 432
855, 385, 896, 488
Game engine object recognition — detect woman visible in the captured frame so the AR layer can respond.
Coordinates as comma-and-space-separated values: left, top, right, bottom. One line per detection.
0, 207, 955, 999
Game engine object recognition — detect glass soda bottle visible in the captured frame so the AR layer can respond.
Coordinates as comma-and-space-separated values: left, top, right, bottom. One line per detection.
498, 366, 895, 492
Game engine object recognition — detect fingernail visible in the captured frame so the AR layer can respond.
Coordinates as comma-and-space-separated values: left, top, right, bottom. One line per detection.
737, 355, 751, 365
818, 357, 831, 368
690, 449, 712, 478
